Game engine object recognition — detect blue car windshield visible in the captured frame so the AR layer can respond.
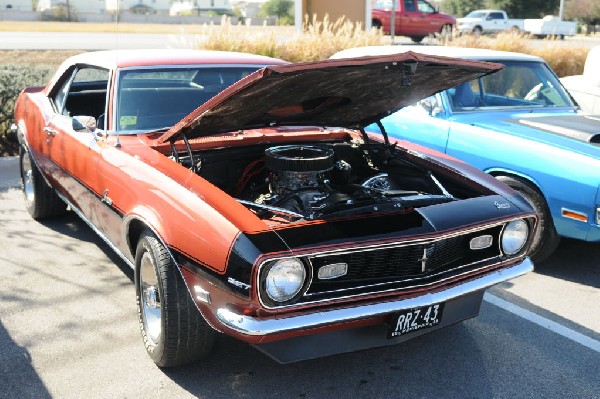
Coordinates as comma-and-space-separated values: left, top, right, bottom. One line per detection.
447, 61, 575, 112
115, 66, 261, 133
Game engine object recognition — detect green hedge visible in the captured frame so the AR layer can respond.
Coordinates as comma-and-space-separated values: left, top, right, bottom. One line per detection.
0, 64, 55, 155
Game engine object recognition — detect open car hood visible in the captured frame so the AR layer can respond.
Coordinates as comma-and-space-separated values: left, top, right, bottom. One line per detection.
158, 51, 502, 143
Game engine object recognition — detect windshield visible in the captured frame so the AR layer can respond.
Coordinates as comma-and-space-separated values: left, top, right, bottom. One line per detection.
447, 61, 575, 112
465, 11, 486, 18
115, 66, 262, 133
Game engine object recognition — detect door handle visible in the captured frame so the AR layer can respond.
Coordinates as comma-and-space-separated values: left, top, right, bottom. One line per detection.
43, 127, 58, 136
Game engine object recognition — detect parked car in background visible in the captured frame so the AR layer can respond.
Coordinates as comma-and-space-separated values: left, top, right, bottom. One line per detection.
561, 46, 600, 113
457, 10, 524, 35
372, 0, 456, 42
332, 46, 600, 263
13, 49, 536, 366
457, 10, 577, 38
524, 15, 577, 39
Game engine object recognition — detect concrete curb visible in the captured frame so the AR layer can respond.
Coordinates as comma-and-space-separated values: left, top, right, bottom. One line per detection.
0, 156, 20, 189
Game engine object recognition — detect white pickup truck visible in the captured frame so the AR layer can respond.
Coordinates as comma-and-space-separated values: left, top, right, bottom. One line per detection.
524, 15, 577, 38
457, 10, 524, 35
458, 9, 577, 38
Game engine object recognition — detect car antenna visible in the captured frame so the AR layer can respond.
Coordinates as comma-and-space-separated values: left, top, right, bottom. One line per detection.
114, 0, 121, 149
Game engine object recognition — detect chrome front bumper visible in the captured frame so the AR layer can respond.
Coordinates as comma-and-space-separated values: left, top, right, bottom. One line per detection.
216, 258, 533, 337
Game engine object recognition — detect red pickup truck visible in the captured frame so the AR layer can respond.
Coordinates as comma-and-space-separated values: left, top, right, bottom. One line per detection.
372, 0, 456, 42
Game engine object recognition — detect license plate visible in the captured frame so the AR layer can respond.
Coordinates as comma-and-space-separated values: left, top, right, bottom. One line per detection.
388, 302, 445, 338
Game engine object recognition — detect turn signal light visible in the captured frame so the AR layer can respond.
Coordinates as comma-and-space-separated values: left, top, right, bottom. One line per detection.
561, 208, 588, 223
318, 263, 348, 280
470, 235, 493, 250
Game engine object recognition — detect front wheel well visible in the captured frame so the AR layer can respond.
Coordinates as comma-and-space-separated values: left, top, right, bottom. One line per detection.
127, 218, 150, 257
489, 172, 560, 263
488, 171, 543, 195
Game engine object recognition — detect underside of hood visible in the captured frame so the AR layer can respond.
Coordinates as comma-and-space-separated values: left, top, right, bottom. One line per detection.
159, 51, 502, 143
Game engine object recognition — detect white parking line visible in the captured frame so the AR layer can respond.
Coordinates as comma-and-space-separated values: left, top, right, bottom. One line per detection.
484, 293, 600, 353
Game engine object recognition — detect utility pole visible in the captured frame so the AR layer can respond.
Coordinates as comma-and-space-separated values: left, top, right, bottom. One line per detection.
559, 0, 565, 20
390, 0, 396, 44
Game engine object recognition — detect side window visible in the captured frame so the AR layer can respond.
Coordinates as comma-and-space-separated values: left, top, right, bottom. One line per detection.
489, 12, 504, 20
374, 0, 395, 8
417, 0, 435, 13
403, 0, 416, 12
51, 66, 109, 122
51, 69, 75, 115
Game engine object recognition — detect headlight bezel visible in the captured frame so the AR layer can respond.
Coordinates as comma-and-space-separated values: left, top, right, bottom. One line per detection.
259, 257, 311, 307
500, 219, 530, 256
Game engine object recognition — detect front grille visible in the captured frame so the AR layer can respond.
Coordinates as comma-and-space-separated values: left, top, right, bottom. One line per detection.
303, 225, 503, 302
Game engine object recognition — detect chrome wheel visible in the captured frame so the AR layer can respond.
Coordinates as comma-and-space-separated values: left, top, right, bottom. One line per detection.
139, 251, 161, 347
19, 146, 65, 219
135, 229, 215, 367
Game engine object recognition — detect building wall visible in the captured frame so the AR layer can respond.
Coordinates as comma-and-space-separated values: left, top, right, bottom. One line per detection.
38, 0, 107, 13
298, 0, 370, 28
230, 0, 262, 18
0, 0, 31, 11
106, 0, 173, 12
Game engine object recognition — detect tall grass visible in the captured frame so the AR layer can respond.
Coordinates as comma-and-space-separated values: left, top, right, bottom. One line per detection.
196, 15, 386, 62
196, 16, 280, 58
277, 15, 386, 62
450, 31, 589, 77
197, 18, 588, 76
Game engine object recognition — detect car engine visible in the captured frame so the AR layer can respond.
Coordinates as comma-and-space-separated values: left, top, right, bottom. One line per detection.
234, 143, 456, 222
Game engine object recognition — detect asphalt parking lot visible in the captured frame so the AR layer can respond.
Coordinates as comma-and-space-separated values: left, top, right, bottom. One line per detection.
1, 156, 599, 399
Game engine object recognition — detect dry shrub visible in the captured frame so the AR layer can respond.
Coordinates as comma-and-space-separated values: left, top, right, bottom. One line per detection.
277, 14, 386, 62
451, 31, 531, 53
531, 44, 588, 77
197, 16, 280, 58
196, 15, 386, 62
450, 31, 589, 77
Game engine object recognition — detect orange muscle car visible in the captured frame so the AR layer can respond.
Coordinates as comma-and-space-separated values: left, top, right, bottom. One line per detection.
14, 49, 536, 366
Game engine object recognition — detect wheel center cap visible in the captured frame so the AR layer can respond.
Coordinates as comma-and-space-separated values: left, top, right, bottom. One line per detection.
144, 286, 159, 309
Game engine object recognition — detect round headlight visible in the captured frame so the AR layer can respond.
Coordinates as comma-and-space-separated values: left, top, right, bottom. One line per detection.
264, 258, 306, 303
501, 219, 529, 255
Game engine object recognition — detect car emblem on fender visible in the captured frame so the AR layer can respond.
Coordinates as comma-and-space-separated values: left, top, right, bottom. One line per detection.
494, 201, 510, 209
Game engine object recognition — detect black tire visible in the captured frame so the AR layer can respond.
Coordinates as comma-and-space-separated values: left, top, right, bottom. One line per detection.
496, 176, 560, 263
135, 229, 215, 367
473, 26, 483, 35
372, 19, 382, 30
440, 24, 453, 39
19, 146, 66, 219
410, 35, 425, 43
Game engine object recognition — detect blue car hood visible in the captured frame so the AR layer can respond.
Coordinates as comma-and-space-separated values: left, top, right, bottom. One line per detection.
453, 111, 600, 152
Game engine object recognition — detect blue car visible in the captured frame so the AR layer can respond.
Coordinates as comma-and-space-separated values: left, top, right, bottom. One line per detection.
332, 46, 600, 262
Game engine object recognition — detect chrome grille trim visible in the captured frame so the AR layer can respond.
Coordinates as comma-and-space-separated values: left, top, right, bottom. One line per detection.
303, 255, 499, 298
257, 216, 533, 310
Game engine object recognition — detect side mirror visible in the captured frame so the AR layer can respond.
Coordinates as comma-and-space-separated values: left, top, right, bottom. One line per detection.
72, 115, 97, 132
419, 96, 442, 116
